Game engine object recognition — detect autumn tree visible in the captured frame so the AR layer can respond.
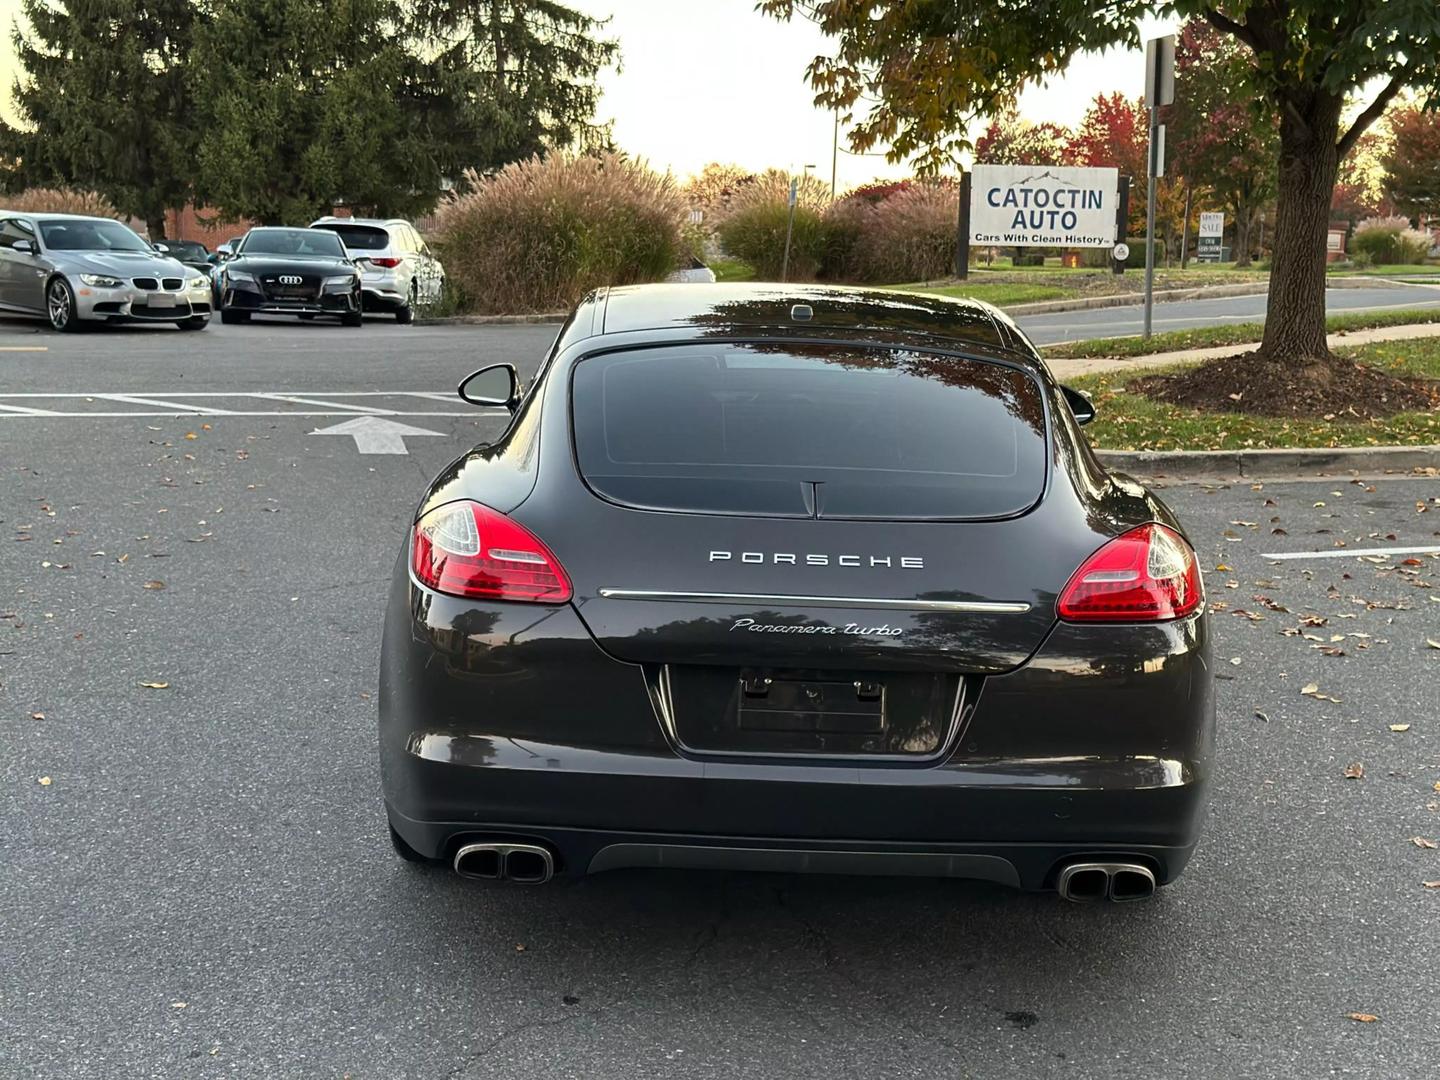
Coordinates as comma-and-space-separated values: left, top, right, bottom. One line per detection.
973, 109, 1070, 167
1065, 92, 1148, 236
1333, 128, 1391, 226
1383, 102, 1440, 220
760, 0, 1440, 392
1166, 18, 1277, 266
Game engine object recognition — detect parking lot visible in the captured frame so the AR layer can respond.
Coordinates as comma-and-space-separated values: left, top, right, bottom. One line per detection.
2, 315, 1438, 1079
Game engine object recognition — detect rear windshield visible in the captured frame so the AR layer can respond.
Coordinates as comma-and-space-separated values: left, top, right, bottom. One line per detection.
571, 343, 1047, 520
313, 224, 390, 251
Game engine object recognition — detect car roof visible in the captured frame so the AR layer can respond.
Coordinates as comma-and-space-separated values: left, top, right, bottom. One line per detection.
586, 282, 1034, 358
11, 213, 121, 224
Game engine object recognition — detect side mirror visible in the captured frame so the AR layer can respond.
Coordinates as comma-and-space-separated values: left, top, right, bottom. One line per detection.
216, 244, 233, 259
13, 238, 35, 255
1061, 385, 1096, 426
458, 364, 520, 410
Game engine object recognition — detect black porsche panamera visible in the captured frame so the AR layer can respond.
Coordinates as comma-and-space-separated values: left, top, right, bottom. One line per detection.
379, 283, 1214, 902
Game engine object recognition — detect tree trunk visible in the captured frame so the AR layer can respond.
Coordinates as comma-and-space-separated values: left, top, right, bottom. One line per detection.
1258, 96, 1342, 363
1233, 209, 1251, 267
146, 214, 168, 243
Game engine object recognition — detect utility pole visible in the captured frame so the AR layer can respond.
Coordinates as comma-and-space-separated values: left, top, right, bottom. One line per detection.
781, 165, 817, 283
1142, 34, 1175, 341
830, 110, 838, 198
1180, 185, 1192, 269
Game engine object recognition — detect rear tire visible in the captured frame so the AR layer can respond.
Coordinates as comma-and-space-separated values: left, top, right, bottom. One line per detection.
47, 277, 82, 333
395, 282, 416, 324
219, 309, 249, 325
178, 316, 208, 331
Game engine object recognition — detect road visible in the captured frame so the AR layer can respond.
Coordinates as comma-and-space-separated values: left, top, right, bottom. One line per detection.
2, 316, 1438, 1079
1015, 281, 1440, 346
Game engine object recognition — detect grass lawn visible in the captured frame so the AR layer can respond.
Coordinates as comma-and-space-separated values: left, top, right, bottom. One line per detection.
1070, 337, 1440, 451
1330, 263, 1440, 276
708, 256, 755, 282
890, 282, 1076, 306
1045, 308, 1440, 360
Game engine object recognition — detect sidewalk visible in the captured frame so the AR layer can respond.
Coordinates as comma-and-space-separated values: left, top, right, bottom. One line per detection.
1045, 320, 1440, 380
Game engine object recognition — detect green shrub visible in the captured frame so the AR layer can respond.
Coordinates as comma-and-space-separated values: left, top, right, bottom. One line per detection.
434, 153, 685, 314
714, 169, 832, 280
819, 196, 875, 281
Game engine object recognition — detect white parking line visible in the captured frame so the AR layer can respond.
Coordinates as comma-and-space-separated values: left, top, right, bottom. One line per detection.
248, 393, 396, 414
94, 393, 239, 415
0, 402, 61, 415
1261, 544, 1440, 561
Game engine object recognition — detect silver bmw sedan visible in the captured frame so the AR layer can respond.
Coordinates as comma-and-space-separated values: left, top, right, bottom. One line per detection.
0, 212, 212, 332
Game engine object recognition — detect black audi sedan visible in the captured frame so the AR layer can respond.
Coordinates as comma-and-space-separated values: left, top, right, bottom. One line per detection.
216, 227, 362, 325
379, 283, 1214, 902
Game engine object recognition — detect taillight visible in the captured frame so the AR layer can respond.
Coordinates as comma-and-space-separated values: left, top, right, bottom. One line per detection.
412, 501, 571, 603
366, 256, 401, 268
1057, 523, 1202, 622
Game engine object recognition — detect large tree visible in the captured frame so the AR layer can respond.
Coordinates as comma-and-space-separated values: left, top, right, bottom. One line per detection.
973, 108, 1070, 167
760, 0, 1440, 375
1167, 18, 1277, 267
1382, 102, 1440, 221
406, 0, 619, 183
1, 0, 199, 239
189, 0, 426, 224
1066, 92, 1149, 236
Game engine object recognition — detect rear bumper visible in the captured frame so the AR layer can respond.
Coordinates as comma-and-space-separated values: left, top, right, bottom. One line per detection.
361, 285, 408, 311
379, 573, 1215, 890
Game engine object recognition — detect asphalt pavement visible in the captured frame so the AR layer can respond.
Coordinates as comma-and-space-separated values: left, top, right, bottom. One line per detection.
2, 315, 1439, 1079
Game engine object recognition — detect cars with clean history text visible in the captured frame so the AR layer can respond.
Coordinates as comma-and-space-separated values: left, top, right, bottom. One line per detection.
309, 216, 444, 323
0, 212, 211, 332
216, 227, 363, 326
378, 282, 1215, 903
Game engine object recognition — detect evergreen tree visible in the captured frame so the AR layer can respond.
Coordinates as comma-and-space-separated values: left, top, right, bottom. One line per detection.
406, 0, 619, 181
1, 0, 199, 239
190, 0, 426, 224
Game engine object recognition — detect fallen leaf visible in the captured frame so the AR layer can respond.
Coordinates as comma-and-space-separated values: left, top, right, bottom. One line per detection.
515, 943, 526, 953
1300, 683, 1319, 695
37, 775, 52, 786
1427, 639, 1440, 650
1346, 1013, 1378, 1023
143, 580, 166, 590
184, 432, 197, 440
1424, 881, 1440, 889
171, 1001, 188, 1009
1410, 837, 1438, 849
1344, 763, 1365, 779
31, 711, 44, 720
139, 681, 170, 690
1389, 724, 1411, 732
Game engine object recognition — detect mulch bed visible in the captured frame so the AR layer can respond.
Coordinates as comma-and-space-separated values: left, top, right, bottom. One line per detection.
1130, 352, 1440, 419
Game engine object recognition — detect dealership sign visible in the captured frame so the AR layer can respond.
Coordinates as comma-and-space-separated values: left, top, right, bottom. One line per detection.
1196, 211, 1225, 262
970, 164, 1120, 248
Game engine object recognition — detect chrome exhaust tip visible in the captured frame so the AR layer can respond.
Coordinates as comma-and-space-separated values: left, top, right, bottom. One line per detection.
1056, 861, 1157, 903
453, 841, 555, 884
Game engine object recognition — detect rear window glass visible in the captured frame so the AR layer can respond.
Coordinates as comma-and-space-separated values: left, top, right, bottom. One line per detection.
571, 343, 1047, 520
314, 224, 390, 251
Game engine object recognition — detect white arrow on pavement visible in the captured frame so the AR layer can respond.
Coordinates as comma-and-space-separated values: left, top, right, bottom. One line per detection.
309, 415, 446, 455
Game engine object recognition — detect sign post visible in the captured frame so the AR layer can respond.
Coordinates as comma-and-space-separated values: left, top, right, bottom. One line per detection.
1141, 34, 1174, 340
955, 170, 972, 279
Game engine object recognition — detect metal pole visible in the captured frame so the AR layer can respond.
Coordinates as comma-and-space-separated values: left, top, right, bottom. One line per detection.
1180, 185, 1192, 269
830, 110, 838, 198
1142, 105, 1159, 340
1113, 176, 1130, 275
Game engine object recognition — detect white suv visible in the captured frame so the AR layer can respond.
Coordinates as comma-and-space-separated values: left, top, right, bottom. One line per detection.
309, 217, 445, 323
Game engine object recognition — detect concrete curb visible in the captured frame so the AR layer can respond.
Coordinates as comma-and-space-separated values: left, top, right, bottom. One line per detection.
419, 312, 569, 326
1097, 445, 1440, 480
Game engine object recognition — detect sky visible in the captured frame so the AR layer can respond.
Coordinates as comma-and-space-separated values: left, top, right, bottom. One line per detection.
0, 0, 1177, 190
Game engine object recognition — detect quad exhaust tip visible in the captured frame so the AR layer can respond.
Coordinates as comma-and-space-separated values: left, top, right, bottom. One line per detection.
453, 841, 556, 884
1056, 861, 1156, 903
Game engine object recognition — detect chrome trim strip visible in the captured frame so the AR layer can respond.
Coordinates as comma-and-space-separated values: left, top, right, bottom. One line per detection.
596, 588, 1030, 613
